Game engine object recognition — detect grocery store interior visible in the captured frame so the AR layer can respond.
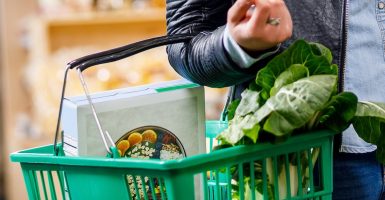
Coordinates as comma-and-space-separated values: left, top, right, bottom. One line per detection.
0, 1, 228, 199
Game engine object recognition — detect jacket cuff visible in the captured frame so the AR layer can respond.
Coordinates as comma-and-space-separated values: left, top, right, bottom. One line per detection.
223, 26, 280, 68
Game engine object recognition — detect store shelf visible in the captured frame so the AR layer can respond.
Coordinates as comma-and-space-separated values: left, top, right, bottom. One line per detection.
29, 8, 167, 57
43, 8, 166, 26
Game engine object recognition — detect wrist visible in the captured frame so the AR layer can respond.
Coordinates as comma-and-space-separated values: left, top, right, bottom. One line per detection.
242, 44, 281, 58
223, 26, 281, 68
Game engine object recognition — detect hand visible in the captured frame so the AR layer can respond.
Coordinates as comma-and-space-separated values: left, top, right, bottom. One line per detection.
227, 0, 293, 53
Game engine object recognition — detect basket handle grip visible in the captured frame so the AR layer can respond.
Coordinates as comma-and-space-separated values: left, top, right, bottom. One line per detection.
68, 34, 194, 71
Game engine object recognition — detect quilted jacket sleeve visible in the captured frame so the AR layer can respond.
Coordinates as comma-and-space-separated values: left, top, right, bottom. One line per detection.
166, 0, 261, 88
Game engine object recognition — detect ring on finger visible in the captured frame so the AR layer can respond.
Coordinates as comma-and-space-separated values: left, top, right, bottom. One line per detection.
267, 17, 281, 26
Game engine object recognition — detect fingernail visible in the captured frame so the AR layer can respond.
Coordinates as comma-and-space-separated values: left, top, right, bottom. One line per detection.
248, 4, 256, 12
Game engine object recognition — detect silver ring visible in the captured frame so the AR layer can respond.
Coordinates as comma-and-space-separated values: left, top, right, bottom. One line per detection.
267, 17, 281, 26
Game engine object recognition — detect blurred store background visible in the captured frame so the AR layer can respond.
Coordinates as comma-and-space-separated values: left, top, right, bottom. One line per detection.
0, 0, 228, 199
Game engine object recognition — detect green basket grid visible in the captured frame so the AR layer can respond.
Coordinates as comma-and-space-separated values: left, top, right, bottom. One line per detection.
10, 121, 335, 200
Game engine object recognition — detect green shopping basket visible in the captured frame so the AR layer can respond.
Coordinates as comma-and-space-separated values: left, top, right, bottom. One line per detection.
10, 35, 335, 200
10, 126, 334, 200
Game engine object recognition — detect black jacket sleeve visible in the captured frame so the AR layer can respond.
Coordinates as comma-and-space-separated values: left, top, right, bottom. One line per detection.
166, 0, 259, 88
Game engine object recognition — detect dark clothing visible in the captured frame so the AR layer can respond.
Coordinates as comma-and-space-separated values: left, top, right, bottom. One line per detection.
166, 0, 346, 92
333, 151, 385, 200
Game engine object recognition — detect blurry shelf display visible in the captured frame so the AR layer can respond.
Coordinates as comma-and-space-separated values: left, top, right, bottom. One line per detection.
37, 0, 165, 15
29, 8, 167, 57
1, 3, 225, 199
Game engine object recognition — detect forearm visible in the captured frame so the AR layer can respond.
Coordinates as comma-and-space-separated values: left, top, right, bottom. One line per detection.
167, 26, 256, 88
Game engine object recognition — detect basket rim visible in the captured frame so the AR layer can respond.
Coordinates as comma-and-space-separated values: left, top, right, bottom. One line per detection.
10, 130, 335, 173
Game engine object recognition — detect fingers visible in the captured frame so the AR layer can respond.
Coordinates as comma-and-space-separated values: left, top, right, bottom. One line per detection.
262, 0, 293, 39
227, 0, 254, 23
248, 0, 271, 28
249, 0, 288, 28
227, 0, 293, 51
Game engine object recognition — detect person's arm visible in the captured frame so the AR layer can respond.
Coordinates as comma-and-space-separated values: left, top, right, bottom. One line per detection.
166, 0, 292, 88
166, 0, 245, 87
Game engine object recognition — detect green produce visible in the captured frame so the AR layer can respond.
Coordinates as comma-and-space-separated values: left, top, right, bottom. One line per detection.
216, 39, 385, 199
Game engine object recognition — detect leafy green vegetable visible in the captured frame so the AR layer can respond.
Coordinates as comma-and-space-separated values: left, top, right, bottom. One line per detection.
309, 42, 333, 63
243, 123, 261, 143
235, 89, 261, 117
227, 99, 241, 121
258, 75, 337, 136
352, 102, 385, 162
216, 39, 385, 199
255, 40, 337, 102
352, 102, 385, 164
318, 92, 358, 132
217, 115, 259, 145
270, 64, 308, 96
353, 102, 385, 143
218, 40, 361, 145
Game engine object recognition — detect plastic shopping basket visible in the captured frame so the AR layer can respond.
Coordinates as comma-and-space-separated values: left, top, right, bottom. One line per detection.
10, 35, 335, 200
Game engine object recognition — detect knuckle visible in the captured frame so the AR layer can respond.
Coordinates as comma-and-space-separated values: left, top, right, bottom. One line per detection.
257, 5, 270, 15
267, 0, 285, 8
258, 4, 269, 11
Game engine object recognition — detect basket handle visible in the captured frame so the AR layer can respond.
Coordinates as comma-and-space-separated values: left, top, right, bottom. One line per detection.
54, 34, 194, 156
68, 34, 194, 71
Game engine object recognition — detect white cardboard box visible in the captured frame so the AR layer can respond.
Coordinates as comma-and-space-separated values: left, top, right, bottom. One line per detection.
61, 79, 206, 157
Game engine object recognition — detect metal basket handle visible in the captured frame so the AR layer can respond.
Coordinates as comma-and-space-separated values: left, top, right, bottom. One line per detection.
54, 34, 194, 156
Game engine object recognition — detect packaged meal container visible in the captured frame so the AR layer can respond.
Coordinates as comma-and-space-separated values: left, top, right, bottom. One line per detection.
61, 79, 206, 158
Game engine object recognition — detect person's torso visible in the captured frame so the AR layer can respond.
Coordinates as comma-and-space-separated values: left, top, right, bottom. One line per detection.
283, 1, 345, 67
